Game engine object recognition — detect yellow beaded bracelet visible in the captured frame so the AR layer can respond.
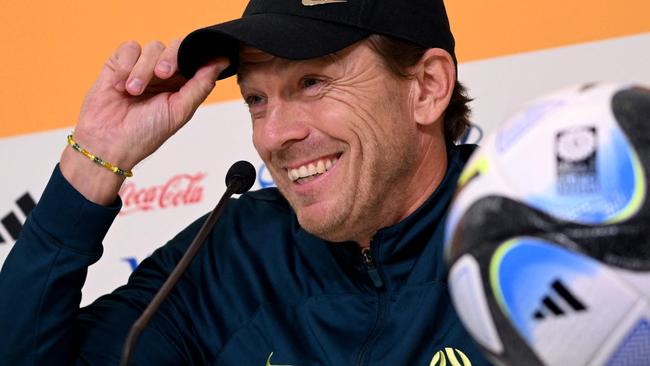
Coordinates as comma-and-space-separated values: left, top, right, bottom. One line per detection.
66, 133, 133, 177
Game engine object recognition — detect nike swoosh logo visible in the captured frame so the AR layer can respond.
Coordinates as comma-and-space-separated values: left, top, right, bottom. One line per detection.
266, 352, 294, 366
302, 0, 347, 6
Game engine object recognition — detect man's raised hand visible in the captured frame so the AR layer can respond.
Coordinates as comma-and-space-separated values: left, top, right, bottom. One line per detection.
60, 40, 229, 205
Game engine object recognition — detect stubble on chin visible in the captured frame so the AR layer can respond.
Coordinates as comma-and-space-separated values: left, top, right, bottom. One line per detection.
290, 195, 350, 242
290, 181, 374, 244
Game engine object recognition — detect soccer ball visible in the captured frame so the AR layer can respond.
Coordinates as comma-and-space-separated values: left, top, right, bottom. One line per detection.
445, 82, 650, 366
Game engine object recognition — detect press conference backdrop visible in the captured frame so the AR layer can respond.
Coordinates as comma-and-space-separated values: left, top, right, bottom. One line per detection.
1, 1, 649, 304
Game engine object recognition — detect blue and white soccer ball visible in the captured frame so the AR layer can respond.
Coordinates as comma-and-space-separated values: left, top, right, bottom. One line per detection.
445, 82, 650, 366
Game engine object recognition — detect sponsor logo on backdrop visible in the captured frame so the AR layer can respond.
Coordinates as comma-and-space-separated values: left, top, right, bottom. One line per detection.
0, 192, 37, 245
458, 123, 484, 145
119, 172, 206, 216
258, 164, 276, 188
121, 257, 141, 271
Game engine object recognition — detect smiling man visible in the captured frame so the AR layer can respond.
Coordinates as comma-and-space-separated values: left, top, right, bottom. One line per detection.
0, 0, 491, 365
239, 42, 449, 247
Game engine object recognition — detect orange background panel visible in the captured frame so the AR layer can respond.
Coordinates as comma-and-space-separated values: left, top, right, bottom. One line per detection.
0, 1, 245, 139
1, 0, 649, 138
446, 0, 650, 62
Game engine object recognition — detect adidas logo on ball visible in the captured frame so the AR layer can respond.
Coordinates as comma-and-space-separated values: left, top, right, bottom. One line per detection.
532, 279, 587, 321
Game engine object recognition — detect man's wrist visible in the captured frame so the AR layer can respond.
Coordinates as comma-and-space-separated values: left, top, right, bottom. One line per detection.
59, 145, 125, 206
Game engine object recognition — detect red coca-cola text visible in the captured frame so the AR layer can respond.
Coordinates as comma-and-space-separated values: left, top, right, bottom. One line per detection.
119, 172, 206, 215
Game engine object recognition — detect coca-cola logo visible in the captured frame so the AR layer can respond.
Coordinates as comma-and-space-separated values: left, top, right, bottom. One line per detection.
119, 172, 206, 216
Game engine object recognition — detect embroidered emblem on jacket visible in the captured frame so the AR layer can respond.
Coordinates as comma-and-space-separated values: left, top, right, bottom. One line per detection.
430, 347, 472, 366
266, 352, 294, 366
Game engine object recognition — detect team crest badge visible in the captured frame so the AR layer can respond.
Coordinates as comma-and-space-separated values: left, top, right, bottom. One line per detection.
430, 347, 472, 366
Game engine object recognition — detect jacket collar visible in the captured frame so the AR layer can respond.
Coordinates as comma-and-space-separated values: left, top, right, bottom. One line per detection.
325, 144, 476, 293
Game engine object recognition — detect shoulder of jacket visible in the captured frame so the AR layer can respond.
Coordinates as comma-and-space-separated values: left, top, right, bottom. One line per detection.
223, 187, 294, 222
239, 187, 289, 204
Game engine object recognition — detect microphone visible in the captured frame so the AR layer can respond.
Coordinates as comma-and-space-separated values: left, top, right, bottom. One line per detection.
119, 160, 256, 366
225, 160, 256, 194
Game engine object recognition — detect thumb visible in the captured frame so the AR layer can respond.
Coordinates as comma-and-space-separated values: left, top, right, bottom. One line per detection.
170, 58, 230, 122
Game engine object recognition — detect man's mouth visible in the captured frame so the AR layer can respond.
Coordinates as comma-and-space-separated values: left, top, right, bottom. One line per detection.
287, 155, 339, 184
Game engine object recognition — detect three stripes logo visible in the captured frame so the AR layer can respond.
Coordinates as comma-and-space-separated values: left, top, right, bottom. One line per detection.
430, 347, 472, 366
532, 279, 587, 320
0, 192, 37, 245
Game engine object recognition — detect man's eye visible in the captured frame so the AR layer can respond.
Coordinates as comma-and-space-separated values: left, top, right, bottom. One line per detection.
245, 95, 265, 106
301, 78, 322, 89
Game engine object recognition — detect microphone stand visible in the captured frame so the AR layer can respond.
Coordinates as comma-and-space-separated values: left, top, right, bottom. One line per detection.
119, 161, 255, 366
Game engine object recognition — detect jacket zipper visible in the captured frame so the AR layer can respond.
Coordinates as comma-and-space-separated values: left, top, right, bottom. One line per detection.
361, 247, 384, 288
356, 246, 388, 366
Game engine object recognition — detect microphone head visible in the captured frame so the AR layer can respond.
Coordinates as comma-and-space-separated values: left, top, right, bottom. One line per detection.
225, 160, 257, 194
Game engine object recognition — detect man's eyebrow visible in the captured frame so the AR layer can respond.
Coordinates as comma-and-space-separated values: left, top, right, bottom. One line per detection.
236, 72, 245, 85
236, 60, 274, 85
236, 67, 249, 85
236, 52, 341, 86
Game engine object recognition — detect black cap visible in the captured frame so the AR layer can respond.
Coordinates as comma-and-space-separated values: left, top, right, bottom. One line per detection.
178, 0, 456, 80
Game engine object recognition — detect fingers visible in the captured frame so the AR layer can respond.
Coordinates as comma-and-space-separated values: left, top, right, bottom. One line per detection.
103, 41, 142, 92
169, 58, 230, 123
95, 40, 228, 131
125, 40, 166, 95
102, 40, 181, 96
154, 38, 181, 79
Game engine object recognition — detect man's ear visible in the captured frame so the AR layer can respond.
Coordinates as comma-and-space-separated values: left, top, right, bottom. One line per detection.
411, 48, 456, 126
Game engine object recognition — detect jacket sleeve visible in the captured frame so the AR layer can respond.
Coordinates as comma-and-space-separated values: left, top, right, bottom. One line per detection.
0, 166, 201, 365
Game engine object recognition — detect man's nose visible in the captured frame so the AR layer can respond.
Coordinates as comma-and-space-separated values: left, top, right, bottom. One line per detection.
256, 100, 310, 152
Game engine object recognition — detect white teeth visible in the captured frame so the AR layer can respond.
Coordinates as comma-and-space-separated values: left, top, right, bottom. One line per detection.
288, 169, 299, 181
325, 159, 332, 170
287, 157, 338, 182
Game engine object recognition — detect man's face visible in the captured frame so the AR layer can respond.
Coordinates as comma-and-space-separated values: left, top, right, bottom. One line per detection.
238, 41, 426, 244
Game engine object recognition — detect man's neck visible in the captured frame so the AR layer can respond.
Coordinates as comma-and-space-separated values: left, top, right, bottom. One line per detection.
354, 136, 449, 249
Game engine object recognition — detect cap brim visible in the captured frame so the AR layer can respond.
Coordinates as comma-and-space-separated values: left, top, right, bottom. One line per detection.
178, 13, 370, 80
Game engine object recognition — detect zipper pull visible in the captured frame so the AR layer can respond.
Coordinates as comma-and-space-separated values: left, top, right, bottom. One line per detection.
361, 248, 384, 288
